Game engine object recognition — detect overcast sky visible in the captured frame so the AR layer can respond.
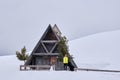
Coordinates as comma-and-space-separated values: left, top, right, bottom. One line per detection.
0, 0, 120, 55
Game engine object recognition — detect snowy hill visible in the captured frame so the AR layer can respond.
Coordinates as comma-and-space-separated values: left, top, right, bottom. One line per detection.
0, 30, 120, 80
69, 30, 120, 70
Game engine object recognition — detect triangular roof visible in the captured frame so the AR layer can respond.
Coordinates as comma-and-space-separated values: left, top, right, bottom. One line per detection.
32, 24, 59, 53
53, 24, 62, 35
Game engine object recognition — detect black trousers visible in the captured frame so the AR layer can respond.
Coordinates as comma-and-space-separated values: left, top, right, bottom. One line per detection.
64, 63, 68, 70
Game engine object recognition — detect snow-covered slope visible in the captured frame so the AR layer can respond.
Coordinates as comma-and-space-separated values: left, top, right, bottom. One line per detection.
0, 30, 120, 80
69, 30, 120, 70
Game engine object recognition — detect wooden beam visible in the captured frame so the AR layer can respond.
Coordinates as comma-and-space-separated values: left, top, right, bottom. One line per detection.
50, 43, 57, 53
41, 40, 58, 43
33, 53, 59, 56
41, 42, 49, 53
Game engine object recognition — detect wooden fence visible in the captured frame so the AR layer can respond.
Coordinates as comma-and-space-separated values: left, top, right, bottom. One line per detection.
20, 65, 51, 71
20, 65, 120, 72
74, 68, 120, 72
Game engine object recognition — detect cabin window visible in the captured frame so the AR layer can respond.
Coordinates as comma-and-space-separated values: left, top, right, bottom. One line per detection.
35, 56, 50, 65
43, 43, 55, 52
43, 28, 57, 40
35, 43, 47, 53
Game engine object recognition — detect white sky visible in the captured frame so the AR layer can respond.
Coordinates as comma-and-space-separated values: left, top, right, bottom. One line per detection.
0, 0, 120, 55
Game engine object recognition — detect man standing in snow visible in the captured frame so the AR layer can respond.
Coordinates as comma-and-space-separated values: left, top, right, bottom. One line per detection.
63, 54, 68, 70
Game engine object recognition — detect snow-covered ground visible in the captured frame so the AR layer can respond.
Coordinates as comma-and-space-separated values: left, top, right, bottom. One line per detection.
69, 30, 120, 70
0, 30, 120, 80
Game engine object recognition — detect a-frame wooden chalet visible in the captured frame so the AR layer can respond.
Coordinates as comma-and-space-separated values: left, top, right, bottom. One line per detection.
25, 24, 77, 70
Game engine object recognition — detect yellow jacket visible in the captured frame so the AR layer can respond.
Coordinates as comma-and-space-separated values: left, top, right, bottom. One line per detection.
63, 56, 68, 64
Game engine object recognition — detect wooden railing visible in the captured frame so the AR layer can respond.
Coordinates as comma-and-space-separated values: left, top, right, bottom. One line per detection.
74, 68, 120, 72
20, 65, 120, 72
20, 65, 51, 71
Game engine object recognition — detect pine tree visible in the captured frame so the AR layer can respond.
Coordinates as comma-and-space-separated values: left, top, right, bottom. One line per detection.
16, 46, 29, 64
57, 36, 69, 61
